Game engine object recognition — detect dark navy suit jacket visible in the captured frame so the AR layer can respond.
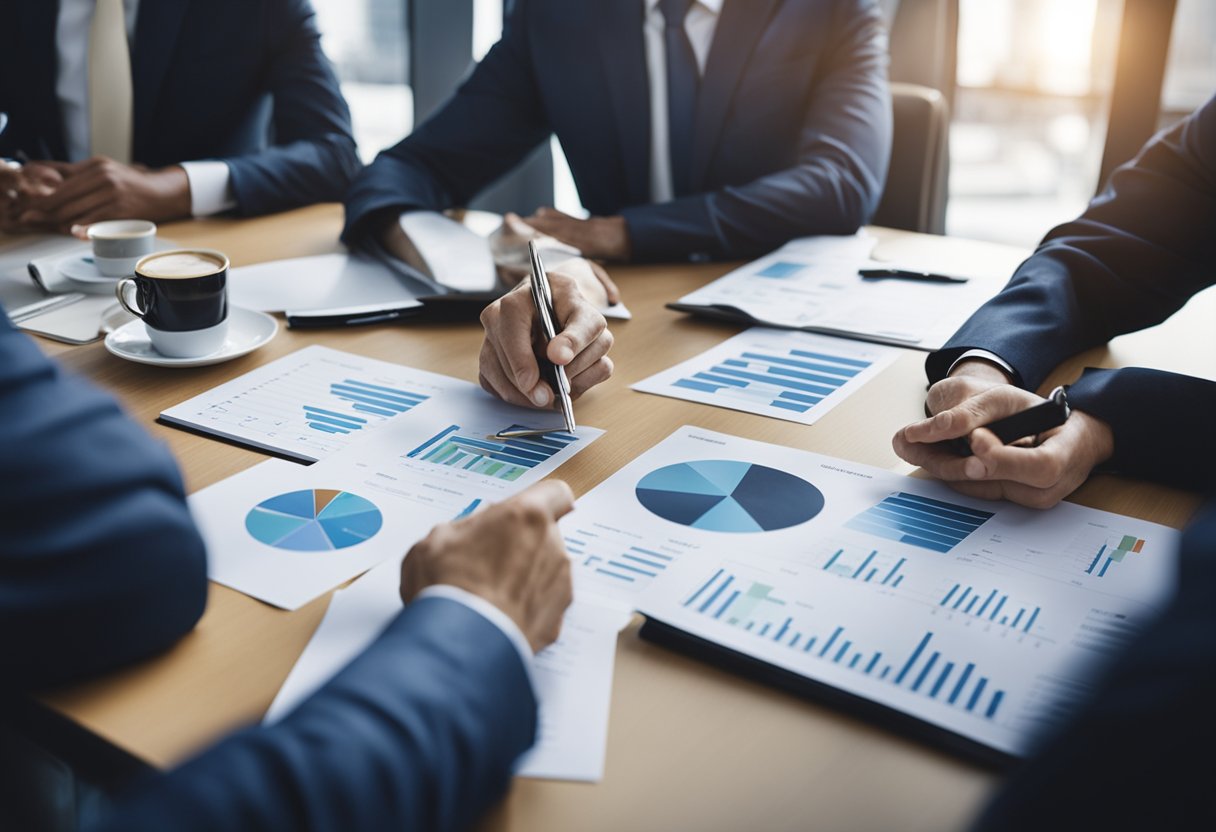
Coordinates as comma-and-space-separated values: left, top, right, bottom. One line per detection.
0, 311, 537, 830
927, 94, 1216, 492
343, 0, 892, 262
974, 499, 1216, 830
0, 0, 361, 216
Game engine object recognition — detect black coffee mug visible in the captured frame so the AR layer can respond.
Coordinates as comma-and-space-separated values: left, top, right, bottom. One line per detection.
117, 249, 230, 358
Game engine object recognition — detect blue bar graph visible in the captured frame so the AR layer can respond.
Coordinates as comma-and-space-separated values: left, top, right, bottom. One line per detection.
573, 539, 676, 587
845, 492, 993, 553
939, 583, 1042, 634
822, 547, 907, 586
684, 569, 1006, 720
667, 343, 873, 416
303, 379, 429, 435
405, 424, 578, 482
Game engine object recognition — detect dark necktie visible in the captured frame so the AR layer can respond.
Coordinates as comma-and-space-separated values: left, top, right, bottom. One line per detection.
659, 0, 698, 197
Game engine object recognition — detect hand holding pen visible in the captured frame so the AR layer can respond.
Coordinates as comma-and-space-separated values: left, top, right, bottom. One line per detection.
478, 252, 615, 412
892, 361, 1115, 510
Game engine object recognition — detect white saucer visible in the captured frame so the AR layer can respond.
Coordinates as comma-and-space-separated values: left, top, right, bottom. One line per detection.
104, 306, 278, 367
58, 253, 125, 284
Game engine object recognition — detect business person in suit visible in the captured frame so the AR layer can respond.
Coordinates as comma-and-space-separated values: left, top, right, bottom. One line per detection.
0, 306, 574, 831
973, 498, 1216, 829
893, 93, 1216, 508
0, 0, 360, 232
362, 0, 891, 410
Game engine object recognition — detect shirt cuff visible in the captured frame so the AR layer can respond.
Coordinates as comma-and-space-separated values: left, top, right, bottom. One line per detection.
415, 585, 536, 692
180, 160, 237, 217
949, 349, 1017, 380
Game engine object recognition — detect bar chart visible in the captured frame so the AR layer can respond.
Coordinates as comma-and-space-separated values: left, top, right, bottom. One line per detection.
303, 379, 430, 435
939, 583, 1042, 634
822, 547, 907, 587
1085, 534, 1147, 578
846, 492, 993, 553
632, 329, 898, 425
406, 424, 579, 482
683, 568, 1007, 719
566, 535, 675, 586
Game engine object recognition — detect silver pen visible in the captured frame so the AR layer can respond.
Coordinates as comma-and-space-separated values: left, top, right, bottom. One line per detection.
494, 241, 576, 438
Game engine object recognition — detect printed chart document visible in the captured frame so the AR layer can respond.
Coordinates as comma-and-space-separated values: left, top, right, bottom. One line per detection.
192, 406, 601, 609
632, 327, 901, 425
668, 234, 1006, 350
162, 345, 580, 462
562, 425, 1178, 756
265, 558, 626, 781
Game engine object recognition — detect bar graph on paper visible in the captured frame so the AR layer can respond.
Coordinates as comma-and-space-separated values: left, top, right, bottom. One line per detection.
846, 492, 993, 553
406, 424, 580, 482
937, 582, 1043, 636
632, 328, 899, 425
160, 346, 463, 461
683, 568, 1008, 720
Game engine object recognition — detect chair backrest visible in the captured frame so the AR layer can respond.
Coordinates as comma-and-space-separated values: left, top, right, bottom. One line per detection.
872, 83, 951, 234
871, 0, 958, 234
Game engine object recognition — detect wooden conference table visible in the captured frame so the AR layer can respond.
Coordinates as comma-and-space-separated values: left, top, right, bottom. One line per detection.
27, 204, 1213, 831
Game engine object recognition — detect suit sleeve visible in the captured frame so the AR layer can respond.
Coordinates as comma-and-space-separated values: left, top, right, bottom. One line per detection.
341, 0, 550, 245
620, 0, 892, 261
0, 311, 207, 689
222, 0, 362, 216
1063, 367, 1216, 492
927, 93, 1216, 389
88, 597, 538, 832
971, 502, 1216, 831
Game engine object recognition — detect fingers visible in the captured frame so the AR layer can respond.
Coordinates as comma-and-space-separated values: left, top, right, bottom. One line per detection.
564, 328, 613, 378
568, 356, 613, 398
547, 274, 607, 365
480, 287, 546, 404
589, 260, 621, 305
511, 479, 576, 521
478, 339, 549, 408
905, 385, 1040, 444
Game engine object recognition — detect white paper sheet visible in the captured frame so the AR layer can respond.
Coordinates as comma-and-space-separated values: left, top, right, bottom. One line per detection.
227, 254, 421, 314
161, 346, 480, 461
563, 425, 1179, 756
632, 327, 901, 425
191, 389, 602, 609
672, 234, 1007, 350
265, 558, 626, 781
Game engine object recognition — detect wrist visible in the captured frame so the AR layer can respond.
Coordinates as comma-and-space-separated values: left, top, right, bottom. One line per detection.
152, 165, 192, 221
595, 215, 631, 261
1075, 410, 1115, 470
949, 357, 1013, 386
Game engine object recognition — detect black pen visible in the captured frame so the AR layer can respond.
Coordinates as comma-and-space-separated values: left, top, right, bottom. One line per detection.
859, 268, 969, 284
951, 385, 1071, 456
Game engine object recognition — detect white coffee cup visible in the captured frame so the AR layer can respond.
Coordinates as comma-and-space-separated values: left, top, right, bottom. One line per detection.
88, 219, 157, 277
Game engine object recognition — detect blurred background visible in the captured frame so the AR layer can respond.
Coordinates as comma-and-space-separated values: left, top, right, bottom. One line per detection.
309, 0, 1216, 248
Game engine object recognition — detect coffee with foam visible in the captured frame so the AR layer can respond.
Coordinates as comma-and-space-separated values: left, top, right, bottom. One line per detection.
138, 251, 225, 279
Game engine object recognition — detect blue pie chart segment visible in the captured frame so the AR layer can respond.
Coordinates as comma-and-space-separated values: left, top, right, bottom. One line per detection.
246, 489, 383, 551
635, 461, 824, 533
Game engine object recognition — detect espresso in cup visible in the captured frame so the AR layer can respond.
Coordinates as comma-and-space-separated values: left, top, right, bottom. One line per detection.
116, 249, 229, 358
88, 219, 157, 277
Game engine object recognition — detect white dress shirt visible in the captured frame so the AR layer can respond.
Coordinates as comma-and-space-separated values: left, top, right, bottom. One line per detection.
642, 0, 722, 204
55, 0, 236, 216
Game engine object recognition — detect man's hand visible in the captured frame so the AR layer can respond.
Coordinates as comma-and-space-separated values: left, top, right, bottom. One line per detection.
1, 163, 65, 232
523, 206, 631, 261
15, 157, 192, 231
893, 361, 1114, 509
399, 481, 575, 653
479, 258, 615, 408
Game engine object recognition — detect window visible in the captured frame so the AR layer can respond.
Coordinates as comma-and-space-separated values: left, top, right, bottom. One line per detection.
948, 0, 1121, 247
312, 0, 412, 163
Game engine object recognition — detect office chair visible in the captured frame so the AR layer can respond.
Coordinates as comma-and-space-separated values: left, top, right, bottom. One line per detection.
871, 83, 951, 235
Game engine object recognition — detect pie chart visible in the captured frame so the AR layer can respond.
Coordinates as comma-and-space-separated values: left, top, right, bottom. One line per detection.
246, 489, 383, 551
635, 460, 824, 533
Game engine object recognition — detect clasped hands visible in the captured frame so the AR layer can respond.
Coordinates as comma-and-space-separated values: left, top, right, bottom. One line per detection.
0, 156, 190, 234
893, 361, 1114, 509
